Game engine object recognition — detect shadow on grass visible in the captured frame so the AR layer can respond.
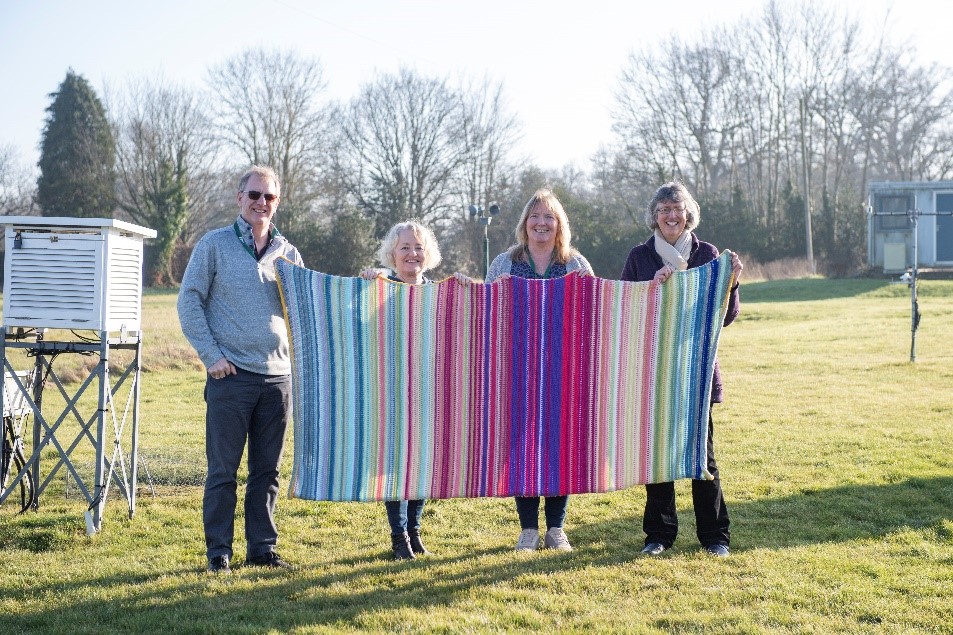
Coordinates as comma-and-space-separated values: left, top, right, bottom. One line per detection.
573, 475, 953, 554
0, 512, 78, 553
1, 476, 951, 633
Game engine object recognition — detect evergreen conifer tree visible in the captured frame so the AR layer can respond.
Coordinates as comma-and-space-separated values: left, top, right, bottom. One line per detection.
37, 70, 116, 217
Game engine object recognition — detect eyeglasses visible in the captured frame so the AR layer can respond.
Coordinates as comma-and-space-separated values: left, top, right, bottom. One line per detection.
243, 190, 279, 202
656, 205, 686, 215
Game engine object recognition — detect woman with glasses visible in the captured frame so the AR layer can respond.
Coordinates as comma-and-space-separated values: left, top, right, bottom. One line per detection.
360, 219, 442, 560
619, 181, 743, 558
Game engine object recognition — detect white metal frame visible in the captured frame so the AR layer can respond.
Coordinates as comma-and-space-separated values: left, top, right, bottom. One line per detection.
0, 217, 155, 532
0, 333, 143, 532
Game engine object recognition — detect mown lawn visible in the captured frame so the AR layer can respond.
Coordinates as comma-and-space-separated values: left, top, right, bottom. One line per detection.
1, 279, 951, 634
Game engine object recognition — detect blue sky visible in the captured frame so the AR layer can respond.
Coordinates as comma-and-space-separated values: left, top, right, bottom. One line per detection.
2, 0, 948, 171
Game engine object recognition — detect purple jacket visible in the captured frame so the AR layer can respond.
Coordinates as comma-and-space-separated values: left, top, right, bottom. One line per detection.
619, 234, 740, 403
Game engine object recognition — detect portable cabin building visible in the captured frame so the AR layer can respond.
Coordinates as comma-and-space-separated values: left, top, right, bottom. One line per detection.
867, 180, 953, 273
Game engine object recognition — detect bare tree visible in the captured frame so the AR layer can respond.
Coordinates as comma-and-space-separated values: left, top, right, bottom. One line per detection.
456, 76, 520, 209
857, 54, 953, 182
450, 75, 522, 273
0, 144, 37, 216
112, 78, 218, 284
588, 145, 655, 226
332, 68, 467, 237
207, 48, 329, 232
613, 27, 747, 198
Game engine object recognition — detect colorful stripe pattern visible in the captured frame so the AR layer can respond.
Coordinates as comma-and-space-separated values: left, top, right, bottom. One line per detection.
276, 252, 734, 502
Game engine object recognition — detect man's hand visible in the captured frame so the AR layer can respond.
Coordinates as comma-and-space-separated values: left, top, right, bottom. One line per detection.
208, 357, 237, 380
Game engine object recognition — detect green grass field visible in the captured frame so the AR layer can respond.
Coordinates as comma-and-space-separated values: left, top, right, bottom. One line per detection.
1, 278, 952, 634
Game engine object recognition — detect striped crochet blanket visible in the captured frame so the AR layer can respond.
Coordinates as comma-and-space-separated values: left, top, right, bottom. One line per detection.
276, 252, 734, 502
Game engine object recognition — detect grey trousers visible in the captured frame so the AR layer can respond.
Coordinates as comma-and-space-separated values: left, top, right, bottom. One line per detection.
203, 368, 290, 560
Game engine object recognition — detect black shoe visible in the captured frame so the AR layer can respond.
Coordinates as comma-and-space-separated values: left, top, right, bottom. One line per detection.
246, 551, 292, 569
704, 543, 730, 557
407, 530, 429, 555
391, 532, 415, 560
207, 555, 231, 573
641, 542, 668, 556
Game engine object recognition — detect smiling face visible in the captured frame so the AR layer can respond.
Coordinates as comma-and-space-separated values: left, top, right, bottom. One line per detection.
238, 174, 280, 234
655, 200, 688, 245
525, 202, 559, 251
392, 228, 427, 284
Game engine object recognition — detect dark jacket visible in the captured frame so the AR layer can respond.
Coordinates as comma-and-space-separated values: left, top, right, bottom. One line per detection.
619, 234, 740, 403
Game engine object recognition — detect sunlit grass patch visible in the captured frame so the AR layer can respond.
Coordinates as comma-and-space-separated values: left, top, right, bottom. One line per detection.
0, 280, 951, 633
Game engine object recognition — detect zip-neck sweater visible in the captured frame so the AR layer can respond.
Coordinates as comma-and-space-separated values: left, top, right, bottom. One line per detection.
177, 224, 303, 376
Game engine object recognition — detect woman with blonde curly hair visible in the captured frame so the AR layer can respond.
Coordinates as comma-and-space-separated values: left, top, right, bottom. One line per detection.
360, 219, 441, 560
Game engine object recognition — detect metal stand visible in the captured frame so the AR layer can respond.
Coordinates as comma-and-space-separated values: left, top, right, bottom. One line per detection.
869, 206, 953, 362
468, 202, 501, 279
0, 330, 142, 533
908, 208, 921, 362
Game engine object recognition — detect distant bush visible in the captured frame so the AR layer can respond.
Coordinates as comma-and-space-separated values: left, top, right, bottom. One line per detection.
738, 255, 820, 281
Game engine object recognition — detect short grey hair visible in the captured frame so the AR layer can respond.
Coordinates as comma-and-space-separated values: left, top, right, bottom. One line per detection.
644, 181, 700, 231
376, 220, 442, 272
238, 165, 281, 194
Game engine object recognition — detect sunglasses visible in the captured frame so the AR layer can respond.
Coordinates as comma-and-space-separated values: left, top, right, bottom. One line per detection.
243, 190, 279, 202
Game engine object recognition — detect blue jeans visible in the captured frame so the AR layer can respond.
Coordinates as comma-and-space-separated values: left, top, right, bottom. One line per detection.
385, 499, 425, 535
515, 495, 569, 530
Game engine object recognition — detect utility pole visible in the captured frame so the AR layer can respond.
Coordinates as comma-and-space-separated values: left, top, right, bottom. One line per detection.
468, 202, 501, 279
799, 96, 815, 274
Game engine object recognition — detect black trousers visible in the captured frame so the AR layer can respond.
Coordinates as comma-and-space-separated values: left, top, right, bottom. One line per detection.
643, 410, 730, 548
203, 368, 291, 560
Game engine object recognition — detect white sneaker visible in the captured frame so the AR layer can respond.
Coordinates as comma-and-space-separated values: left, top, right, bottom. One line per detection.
515, 528, 540, 551
544, 527, 573, 551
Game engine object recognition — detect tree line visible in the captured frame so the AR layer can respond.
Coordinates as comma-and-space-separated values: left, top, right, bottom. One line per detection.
2, 0, 951, 283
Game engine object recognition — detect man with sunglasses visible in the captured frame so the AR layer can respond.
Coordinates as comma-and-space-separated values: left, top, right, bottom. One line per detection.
178, 165, 303, 573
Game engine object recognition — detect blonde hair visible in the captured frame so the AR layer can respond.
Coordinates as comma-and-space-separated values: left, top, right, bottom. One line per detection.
507, 189, 576, 264
376, 220, 442, 272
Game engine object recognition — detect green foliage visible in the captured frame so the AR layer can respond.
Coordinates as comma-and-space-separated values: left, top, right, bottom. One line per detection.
138, 160, 189, 286
774, 180, 807, 258
290, 209, 378, 276
36, 70, 116, 217
697, 183, 808, 263
1, 280, 952, 632
556, 188, 642, 279
696, 185, 747, 254
815, 187, 868, 277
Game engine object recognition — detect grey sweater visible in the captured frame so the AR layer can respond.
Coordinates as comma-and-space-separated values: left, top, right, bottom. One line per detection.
177, 224, 303, 376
